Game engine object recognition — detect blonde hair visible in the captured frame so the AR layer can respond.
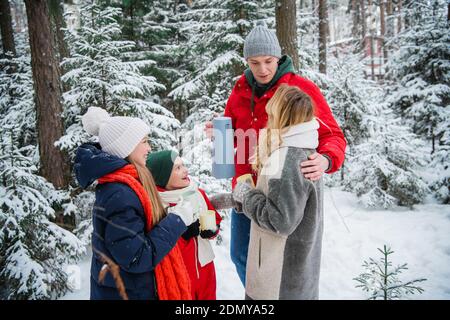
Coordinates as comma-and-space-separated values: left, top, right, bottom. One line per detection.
252, 85, 315, 173
128, 159, 166, 225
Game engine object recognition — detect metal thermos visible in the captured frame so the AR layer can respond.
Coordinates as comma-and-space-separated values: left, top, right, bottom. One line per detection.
211, 117, 235, 179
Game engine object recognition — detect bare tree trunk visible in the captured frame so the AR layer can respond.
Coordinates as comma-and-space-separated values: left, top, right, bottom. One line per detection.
0, 0, 16, 57
229, 4, 248, 78
397, 0, 402, 33
385, 0, 394, 79
49, 0, 69, 65
332, 8, 338, 43
386, 0, 394, 37
24, 0, 70, 190
367, 0, 375, 80
318, 0, 328, 74
379, 0, 387, 68
49, 0, 70, 93
350, 0, 359, 40
360, 0, 367, 50
276, 0, 299, 70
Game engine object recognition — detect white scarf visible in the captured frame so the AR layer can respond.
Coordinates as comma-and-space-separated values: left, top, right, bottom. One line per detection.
158, 181, 215, 267
255, 118, 319, 166
280, 118, 319, 149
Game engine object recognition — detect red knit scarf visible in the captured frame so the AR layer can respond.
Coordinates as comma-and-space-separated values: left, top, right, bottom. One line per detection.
98, 164, 192, 300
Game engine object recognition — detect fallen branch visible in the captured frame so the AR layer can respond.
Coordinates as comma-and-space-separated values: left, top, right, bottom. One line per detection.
92, 246, 129, 300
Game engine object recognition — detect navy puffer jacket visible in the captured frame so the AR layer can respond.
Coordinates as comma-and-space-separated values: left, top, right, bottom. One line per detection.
74, 143, 187, 300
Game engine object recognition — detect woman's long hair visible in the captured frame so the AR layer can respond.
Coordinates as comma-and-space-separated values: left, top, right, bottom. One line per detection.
252, 84, 315, 173
127, 159, 166, 224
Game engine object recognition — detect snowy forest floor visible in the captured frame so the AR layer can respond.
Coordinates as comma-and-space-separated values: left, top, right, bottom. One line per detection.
60, 187, 450, 300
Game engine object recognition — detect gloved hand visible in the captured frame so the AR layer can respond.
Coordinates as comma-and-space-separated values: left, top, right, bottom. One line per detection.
200, 225, 220, 239
181, 219, 200, 240
232, 181, 253, 204
167, 199, 194, 226
209, 193, 238, 210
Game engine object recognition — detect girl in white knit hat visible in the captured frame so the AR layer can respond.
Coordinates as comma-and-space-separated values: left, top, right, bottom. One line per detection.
75, 107, 194, 300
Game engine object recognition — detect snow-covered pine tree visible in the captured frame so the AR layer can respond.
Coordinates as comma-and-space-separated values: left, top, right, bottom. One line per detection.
0, 35, 85, 300
354, 245, 427, 300
344, 105, 429, 209
139, 0, 192, 120
58, 3, 180, 155
324, 51, 374, 183
386, 0, 449, 203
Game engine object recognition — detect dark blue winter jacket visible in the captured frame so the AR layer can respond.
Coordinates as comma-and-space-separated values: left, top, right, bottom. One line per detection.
74, 143, 187, 300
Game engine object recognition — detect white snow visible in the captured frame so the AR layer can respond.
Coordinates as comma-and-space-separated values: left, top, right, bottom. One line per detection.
60, 187, 450, 300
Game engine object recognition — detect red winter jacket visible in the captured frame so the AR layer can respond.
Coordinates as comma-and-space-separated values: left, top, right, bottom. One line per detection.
157, 186, 222, 300
224, 72, 346, 188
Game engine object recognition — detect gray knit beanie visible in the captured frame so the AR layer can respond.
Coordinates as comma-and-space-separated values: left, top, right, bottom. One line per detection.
243, 21, 282, 59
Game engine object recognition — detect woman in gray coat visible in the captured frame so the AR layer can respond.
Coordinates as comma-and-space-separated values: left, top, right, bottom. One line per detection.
233, 84, 324, 300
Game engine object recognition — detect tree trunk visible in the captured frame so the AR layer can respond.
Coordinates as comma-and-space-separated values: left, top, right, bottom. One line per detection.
397, 0, 402, 33
386, 0, 394, 37
318, 0, 328, 74
0, 0, 16, 57
24, 0, 70, 190
49, 0, 70, 93
379, 0, 387, 70
350, 0, 360, 40
49, 0, 69, 65
275, 0, 299, 70
360, 0, 367, 51
232, 4, 247, 77
368, 0, 375, 80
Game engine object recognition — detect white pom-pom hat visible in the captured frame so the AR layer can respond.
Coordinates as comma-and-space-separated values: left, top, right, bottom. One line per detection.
82, 107, 150, 158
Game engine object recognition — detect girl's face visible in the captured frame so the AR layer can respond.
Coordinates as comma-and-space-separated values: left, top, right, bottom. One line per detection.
128, 137, 151, 167
166, 157, 190, 190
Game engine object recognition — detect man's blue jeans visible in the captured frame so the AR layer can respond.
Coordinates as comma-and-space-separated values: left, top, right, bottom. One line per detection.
230, 208, 251, 287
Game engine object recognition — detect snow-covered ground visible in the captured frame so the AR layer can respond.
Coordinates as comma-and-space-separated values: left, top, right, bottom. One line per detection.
61, 187, 450, 300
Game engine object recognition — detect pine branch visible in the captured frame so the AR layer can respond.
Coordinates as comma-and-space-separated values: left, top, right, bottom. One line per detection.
387, 278, 427, 292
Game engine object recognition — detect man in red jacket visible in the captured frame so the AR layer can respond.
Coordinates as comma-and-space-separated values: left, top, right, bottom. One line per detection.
206, 22, 346, 286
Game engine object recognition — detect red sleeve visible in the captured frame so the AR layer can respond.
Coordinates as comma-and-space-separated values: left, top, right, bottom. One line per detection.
294, 77, 347, 173
224, 90, 237, 131
223, 93, 233, 118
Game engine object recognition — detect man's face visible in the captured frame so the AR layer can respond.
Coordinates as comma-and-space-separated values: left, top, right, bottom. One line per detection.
247, 55, 279, 84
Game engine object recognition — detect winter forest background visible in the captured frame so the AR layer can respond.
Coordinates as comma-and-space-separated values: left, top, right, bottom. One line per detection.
0, 0, 449, 300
